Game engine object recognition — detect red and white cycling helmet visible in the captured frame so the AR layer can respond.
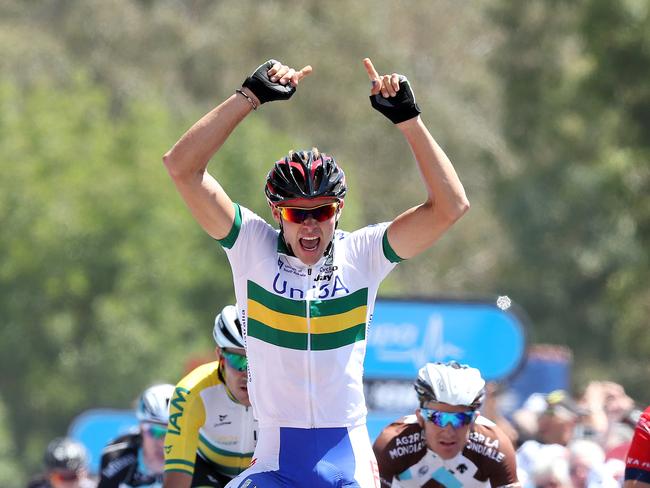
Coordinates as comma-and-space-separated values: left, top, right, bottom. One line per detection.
265, 148, 347, 205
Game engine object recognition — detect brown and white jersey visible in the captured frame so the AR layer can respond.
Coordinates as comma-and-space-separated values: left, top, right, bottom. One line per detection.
373, 414, 520, 488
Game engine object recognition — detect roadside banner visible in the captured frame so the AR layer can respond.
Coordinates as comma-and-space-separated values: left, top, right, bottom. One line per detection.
68, 409, 138, 474
365, 296, 527, 439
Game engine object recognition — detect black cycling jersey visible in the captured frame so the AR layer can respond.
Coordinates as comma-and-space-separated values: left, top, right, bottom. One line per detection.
97, 432, 161, 488
188, 454, 232, 488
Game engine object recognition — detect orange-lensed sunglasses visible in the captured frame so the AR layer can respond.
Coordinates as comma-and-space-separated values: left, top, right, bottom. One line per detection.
277, 202, 339, 223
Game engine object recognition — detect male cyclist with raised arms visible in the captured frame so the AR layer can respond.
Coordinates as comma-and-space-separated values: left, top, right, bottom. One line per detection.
162, 57, 469, 487
99, 383, 175, 488
163, 305, 257, 488
373, 362, 520, 488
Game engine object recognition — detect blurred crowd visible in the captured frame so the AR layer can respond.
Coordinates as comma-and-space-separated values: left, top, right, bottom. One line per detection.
484, 380, 644, 488
28, 379, 645, 487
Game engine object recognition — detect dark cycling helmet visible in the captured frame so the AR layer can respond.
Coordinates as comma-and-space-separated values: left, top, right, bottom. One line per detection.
44, 437, 88, 471
414, 361, 486, 409
213, 305, 245, 349
265, 148, 347, 204
136, 383, 174, 425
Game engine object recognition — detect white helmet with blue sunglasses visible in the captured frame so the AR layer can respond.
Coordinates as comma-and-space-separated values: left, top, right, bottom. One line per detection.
136, 383, 174, 425
414, 361, 486, 409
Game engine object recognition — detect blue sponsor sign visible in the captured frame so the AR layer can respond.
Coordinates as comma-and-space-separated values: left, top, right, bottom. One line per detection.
68, 409, 138, 474
366, 297, 527, 381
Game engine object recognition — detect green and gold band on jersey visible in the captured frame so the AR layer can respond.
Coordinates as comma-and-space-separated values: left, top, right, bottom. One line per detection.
247, 281, 368, 350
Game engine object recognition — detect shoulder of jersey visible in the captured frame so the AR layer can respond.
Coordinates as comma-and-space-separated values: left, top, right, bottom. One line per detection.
475, 415, 497, 428
177, 361, 222, 391
378, 415, 424, 448
101, 432, 140, 456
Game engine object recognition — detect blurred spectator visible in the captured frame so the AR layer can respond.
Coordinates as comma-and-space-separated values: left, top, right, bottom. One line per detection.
514, 382, 642, 488
587, 458, 626, 487
530, 454, 571, 488
579, 381, 636, 449
538, 389, 589, 445
516, 390, 586, 487
511, 392, 547, 447
27, 437, 95, 488
517, 442, 568, 488
568, 439, 606, 488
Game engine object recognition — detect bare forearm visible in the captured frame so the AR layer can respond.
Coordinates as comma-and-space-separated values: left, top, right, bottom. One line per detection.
163, 91, 255, 180
398, 117, 469, 221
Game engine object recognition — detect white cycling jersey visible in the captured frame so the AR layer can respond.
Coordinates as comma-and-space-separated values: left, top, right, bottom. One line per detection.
218, 204, 401, 429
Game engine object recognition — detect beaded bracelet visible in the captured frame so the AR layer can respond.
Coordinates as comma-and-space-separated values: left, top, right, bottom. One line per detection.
235, 89, 258, 110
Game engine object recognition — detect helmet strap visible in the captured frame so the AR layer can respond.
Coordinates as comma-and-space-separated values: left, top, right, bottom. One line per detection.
278, 222, 296, 257
217, 357, 244, 405
217, 356, 226, 379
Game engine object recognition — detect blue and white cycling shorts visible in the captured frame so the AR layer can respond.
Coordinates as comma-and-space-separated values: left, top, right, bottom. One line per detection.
225, 424, 380, 487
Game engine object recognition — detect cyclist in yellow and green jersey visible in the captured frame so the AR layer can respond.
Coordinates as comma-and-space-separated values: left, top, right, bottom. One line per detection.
163, 305, 257, 488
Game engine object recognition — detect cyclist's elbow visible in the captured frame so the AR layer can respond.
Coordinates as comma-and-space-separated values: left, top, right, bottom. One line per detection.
446, 195, 470, 223
430, 197, 470, 226
455, 197, 471, 220
162, 149, 188, 181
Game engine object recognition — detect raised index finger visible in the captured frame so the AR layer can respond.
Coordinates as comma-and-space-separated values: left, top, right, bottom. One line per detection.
296, 65, 313, 80
290, 65, 313, 87
363, 58, 380, 81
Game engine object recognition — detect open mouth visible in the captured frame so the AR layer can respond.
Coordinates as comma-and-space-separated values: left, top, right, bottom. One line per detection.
299, 236, 320, 251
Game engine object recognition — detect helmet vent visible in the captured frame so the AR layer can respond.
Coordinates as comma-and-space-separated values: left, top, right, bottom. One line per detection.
265, 148, 347, 204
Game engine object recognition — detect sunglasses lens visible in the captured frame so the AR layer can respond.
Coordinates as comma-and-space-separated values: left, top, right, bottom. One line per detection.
422, 409, 475, 428
311, 204, 338, 221
279, 207, 304, 223
279, 203, 338, 223
146, 423, 168, 439
223, 351, 248, 372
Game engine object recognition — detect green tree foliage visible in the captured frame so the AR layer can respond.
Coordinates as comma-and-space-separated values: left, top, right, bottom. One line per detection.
489, 0, 650, 401
1, 0, 506, 295
0, 1, 506, 478
2, 0, 649, 480
0, 72, 295, 476
0, 398, 21, 487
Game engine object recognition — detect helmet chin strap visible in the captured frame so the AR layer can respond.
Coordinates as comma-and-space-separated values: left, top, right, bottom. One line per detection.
217, 356, 245, 405
278, 219, 296, 257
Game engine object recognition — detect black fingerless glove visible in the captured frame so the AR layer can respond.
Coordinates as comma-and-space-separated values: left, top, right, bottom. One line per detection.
242, 59, 296, 104
369, 76, 421, 124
